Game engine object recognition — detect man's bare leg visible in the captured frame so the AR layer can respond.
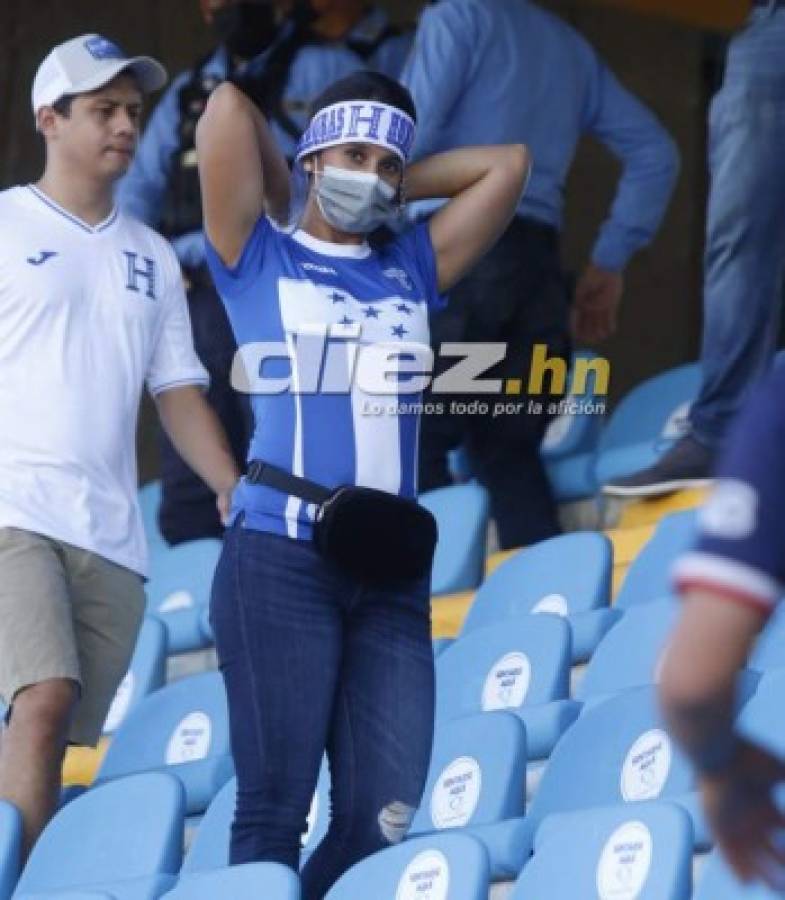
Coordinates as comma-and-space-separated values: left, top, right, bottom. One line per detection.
0, 678, 78, 857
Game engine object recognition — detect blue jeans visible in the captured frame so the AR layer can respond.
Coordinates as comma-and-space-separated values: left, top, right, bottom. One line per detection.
209, 523, 435, 900
690, 4, 785, 448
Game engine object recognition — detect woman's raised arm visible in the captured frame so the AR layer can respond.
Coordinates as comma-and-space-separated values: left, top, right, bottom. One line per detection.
196, 82, 291, 267
405, 145, 531, 293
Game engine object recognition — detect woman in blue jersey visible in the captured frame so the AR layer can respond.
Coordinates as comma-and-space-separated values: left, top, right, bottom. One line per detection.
197, 70, 529, 899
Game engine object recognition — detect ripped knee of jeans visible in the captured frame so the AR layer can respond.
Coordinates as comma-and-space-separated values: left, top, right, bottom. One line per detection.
378, 800, 416, 845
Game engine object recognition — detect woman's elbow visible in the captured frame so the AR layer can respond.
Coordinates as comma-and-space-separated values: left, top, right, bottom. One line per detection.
503, 143, 532, 196
197, 82, 247, 141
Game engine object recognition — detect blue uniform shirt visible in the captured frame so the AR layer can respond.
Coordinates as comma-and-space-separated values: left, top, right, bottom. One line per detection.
401, 0, 680, 272
118, 8, 412, 269
205, 219, 445, 540
673, 365, 785, 617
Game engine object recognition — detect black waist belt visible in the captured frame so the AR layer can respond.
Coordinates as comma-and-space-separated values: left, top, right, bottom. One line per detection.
245, 461, 438, 587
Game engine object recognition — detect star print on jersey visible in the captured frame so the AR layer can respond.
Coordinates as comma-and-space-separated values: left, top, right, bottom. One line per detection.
396, 303, 412, 315
339, 315, 355, 326
364, 306, 380, 319
391, 324, 408, 339
330, 292, 346, 304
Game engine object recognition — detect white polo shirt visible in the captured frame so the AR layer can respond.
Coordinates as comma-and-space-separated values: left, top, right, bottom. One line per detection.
0, 185, 209, 577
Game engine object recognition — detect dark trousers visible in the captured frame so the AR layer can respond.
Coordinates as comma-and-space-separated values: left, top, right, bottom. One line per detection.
157, 273, 251, 545
418, 216, 571, 549
210, 525, 435, 900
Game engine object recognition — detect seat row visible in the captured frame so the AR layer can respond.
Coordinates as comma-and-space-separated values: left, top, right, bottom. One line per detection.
8, 665, 785, 897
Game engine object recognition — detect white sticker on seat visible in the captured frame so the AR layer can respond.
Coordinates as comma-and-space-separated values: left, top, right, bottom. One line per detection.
158, 590, 194, 613
482, 652, 531, 711
531, 593, 569, 617
165, 711, 212, 764
596, 820, 653, 899
396, 849, 450, 900
620, 729, 671, 801
103, 671, 135, 734
430, 756, 482, 828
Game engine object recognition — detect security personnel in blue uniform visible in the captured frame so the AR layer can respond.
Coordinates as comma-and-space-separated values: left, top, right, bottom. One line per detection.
401, 0, 680, 549
118, 0, 412, 544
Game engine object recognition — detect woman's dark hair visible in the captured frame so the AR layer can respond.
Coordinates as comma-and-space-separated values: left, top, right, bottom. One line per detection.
310, 70, 417, 123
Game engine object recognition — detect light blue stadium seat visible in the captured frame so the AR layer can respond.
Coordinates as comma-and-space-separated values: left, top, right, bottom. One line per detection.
511, 802, 693, 900
182, 760, 330, 875
520, 680, 758, 856
614, 510, 697, 611
0, 802, 21, 900
460, 531, 615, 662
14, 773, 183, 900
103, 617, 168, 736
541, 350, 608, 502
95, 672, 233, 816
146, 539, 222, 654
694, 850, 783, 899
325, 833, 489, 900
420, 484, 490, 596
576, 597, 680, 702
161, 863, 300, 899
545, 451, 598, 504
738, 668, 785, 756
435, 616, 578, 759
594, 362, 702, 488
749, 603, 785, 671
138, 480, 165, 550
409, 713, 528, 879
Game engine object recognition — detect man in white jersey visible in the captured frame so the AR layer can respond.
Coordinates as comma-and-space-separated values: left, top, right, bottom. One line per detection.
0, 34, 240, 853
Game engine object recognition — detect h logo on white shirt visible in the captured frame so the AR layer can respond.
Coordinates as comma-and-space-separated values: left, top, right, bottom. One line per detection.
124, 251, 157, 300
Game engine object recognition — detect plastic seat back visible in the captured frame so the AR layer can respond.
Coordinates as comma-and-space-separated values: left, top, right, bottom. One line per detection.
96, 671, 232, 815
410, 713, 527, 835
614, 511, 696, 611
576, 597, 680, 701
15, 773, 184, 895
436, 616, 571, 720
325, 832, 489, 900
462, 532, 612, 635
512, 802, 693, 900
420, 484, 490, 595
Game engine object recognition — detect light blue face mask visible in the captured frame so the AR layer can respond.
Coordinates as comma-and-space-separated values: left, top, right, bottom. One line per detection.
314, 165, 400, 235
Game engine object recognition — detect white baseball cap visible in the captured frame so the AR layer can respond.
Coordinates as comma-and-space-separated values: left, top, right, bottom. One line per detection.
32, 34, 168, 114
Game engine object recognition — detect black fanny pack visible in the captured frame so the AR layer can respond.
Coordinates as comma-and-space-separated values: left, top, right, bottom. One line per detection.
246, 461, 438, 587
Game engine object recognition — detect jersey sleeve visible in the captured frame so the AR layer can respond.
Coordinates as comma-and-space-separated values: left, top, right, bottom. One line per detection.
390, 222, 448, 313
672, 368, 785, 616
145, 242, 210, 397
204, 215, 274, 303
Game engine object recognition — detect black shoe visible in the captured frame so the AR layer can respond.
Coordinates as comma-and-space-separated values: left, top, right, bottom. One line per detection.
602, 435, 715, 498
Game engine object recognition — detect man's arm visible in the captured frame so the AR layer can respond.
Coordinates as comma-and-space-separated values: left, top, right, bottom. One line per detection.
573, 54, 680, 343
659, 591, 785, 888
155, 386, 239, 522
659, 592, 763, 767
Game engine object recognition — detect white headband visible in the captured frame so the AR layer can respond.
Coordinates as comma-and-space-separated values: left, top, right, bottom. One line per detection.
295, 101, 416, 163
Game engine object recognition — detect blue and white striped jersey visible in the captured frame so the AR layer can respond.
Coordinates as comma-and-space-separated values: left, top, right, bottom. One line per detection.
206, 217, 445, 540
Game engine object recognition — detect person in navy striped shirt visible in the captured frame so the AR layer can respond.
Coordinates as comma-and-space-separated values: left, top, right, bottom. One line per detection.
661, 364, 785, 890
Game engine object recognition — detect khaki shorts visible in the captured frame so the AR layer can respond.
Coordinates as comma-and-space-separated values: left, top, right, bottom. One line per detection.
0, 527, 146, 746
